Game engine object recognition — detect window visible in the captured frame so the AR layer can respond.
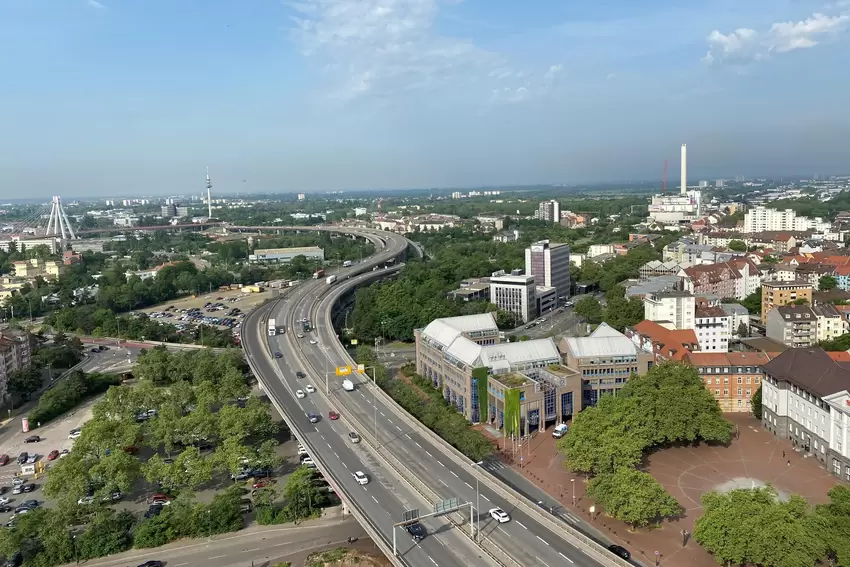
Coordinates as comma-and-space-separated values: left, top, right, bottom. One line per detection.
737, 377, 743, 384
723, 389, 729, 396
737, 399, 743, 408
737, 388, 742, 396
746, 377, 752, 384
715, 389, 720, 396
724, 377, 729, 384
715, 378, 721, 385
746, 389, 751, 397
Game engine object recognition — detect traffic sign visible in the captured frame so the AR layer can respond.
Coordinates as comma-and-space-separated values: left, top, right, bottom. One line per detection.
335, 366, 352, 376
357, 364, 365, 372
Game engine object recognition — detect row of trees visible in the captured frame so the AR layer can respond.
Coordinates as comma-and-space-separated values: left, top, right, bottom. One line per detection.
573, 286, 645, 332
29, 370, 120, 425
694, 484, 850, 567
358, 349, 494, 461
559, 363, 734, 528
6, 331, 84, 402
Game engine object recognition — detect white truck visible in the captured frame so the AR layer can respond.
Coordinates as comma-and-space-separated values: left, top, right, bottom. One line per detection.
267, 318, 276, 336
342, 379, 354, 391
342, 260, 352, 268
326, 275, 337, 285
552, 423, 568, 438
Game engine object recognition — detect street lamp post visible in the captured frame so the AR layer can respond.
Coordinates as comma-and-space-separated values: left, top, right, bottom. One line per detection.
571, 478, 576, 506
471, 461, 484, 542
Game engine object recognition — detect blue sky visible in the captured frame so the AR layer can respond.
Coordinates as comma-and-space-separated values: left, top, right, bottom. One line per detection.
1, 0, 849, 198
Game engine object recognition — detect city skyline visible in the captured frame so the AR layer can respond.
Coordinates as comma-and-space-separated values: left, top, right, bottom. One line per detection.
1, 0, 849, 197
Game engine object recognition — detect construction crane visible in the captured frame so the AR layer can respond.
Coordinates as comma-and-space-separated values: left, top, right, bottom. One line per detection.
662, 159, 668, 194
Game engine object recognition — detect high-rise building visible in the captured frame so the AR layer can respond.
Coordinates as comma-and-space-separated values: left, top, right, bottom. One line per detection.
175, 205, 189, 218
760, 280, 813, 323
0, 329, 33, 402
161, 204, 177, 218
537, 200, 560, 223
489, 272, 538, 323
525, 240, 571, 302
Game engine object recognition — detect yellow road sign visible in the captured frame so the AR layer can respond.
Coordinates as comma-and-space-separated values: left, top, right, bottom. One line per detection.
335, 366, 352, 376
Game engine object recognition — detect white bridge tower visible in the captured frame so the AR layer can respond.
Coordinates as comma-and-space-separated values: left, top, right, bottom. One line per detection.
44, 196, 78, 240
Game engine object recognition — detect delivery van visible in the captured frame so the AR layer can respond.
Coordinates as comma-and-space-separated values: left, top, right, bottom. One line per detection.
552, 424, 568, 438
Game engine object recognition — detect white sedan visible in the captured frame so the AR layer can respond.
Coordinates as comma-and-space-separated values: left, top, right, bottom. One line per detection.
0, 497, 9, 506
295, 390, 306, 399
489, 508, 511, 523
353, 471, 369, 485
297, 334, 304, 339
309, 340, 318, 345
305, 384, 316, 393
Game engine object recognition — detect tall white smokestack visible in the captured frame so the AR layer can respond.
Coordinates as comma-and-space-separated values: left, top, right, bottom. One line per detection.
680, 143, 687, 195
205, 166, 212, 218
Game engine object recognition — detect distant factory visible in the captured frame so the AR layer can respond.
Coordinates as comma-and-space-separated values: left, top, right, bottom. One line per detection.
647, 144, 702, 228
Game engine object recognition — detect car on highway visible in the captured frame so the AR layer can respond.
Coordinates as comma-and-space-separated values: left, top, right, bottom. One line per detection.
309, 339, 318, 345
14, 506, 30, 515
348, 431, 360, 443
144, 505, 163, 519
21, 483, 35, 493
305, 384, 316, 393
68, 428, 82, 439
47, 450, 60, 461
353, 471, 369, 485
274, 352, 283, 359
328, 410, 340, 420
295, 389, 306, 399
608, 545, 631, 560
489, 508, 511, 523
296, 333, 304, 339
4, 551, 21, 567
406, 522, 426, 542
307, 412, 320, 423
296, 371, 306, 379
138, 561, 164, 567
24, 435, 40, 444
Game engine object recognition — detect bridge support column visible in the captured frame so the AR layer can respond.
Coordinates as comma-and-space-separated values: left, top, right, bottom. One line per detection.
342, 501, 350, 515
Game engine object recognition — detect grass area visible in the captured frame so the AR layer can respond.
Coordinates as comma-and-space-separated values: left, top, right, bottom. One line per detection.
306, 547, 348, 566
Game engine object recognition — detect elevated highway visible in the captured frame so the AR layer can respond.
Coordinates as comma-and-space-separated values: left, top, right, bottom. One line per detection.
243, 228, 631, 567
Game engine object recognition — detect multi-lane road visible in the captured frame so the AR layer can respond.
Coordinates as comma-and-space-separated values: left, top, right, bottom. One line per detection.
243, 227, 624, 567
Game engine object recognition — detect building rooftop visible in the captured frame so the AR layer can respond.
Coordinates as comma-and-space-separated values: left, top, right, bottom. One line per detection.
763, 348, 850, 398
721, 303, 749, 316
253, 246, 324, 254
490, 274, 535, 284
762, 279, 812, 288
696, 305, 727, 318
561, 323, 638, 359
491, 372, 533, 388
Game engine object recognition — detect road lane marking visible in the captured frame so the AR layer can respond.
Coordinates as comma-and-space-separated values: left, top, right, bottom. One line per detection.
428, 556, 438, 566
341, 462, 348, 469
246, 548, 261, 552
396, 426, 402, 431
387, 418, 393, 424
464, 482, 472, 489
425, 451, 433, 458
435, 538, 445, 546
536, 535, 549, 546
437, 460, 445, 467
327, 443, 332, 449
209, 555, 226, 560
481, 495, 490, 501
334, 453, 339, 459
415, 442, 422, 448
449, 471, 458, 478
380, 411, 386, 417
438, 480, 448, 487
535, 556, 550, 567
372, 495, 379, 503
559, 552, 574, 563
515, 520, 527, 530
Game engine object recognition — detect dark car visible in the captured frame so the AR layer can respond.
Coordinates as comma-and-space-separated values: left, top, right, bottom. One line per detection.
406, 522, 426, 542
608, 545, 631, 560
138, 561, 163, 567
144, 505, 163, 519
0, 454, 8, 466
17, 452, 27, 465
23, 436, 40, 444
22, 500, 38, 509
307, 412, 320, 424
0, 506, 11, 513
274, 352, 283, 359
296, 371, 306, 379
22, 484, 36, 493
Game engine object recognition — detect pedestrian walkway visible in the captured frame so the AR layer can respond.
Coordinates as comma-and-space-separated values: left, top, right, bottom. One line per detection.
482, 414, 840, 567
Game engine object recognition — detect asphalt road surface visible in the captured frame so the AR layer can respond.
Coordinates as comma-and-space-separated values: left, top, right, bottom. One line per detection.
59, 517, 371, 567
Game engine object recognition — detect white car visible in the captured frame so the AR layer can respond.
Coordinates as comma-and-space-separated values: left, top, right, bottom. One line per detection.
77, 496, 94, 505
301, 457, 316, 468
0, 496, 9, 505
305, 384, 316, 393
297, 334, 304, 339
489, 508, 510, 523
295, 390, 306, 399
68, 429, 82, 439
353, 471, 369, 485
309, 340, 318, 345
297, 445, 308, 455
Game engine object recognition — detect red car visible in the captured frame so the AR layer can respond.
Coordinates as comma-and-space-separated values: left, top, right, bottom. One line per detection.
0, 454, 8, 466
251, 479, 275, 490
328, 411, 340, 420
47, 450, 60, 461
147, 492, 172, 504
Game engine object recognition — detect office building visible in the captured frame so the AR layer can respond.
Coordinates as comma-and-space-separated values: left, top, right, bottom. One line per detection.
685, 351, 771, 412
559, 323, 653, 407
248, 246, 325, 264
537, 200, 560, 223
536, 286, 557, 314
489, 271, 538, 323
743, 206, 831, 234
760, 280, 813, 323
525, 240, 571, 302
414, 313, 562, 424
761, 348, 850, 478
175, 205, 189, 218
161, 204, 177, 218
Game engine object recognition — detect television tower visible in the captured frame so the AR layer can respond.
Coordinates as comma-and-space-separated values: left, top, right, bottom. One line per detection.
205, 166, 212, 218
44, 196, 78, 240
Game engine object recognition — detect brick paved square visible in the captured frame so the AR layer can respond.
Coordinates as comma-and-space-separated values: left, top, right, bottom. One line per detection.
491, 413, 841, 567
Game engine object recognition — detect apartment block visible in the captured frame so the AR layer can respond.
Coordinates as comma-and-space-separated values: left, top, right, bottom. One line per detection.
694, 304, 731, 352
525, 240, 571, 302
537, 200, 560, 223
0, 329, 33, 402
643, 291, 695, 330
684, 352, 771, 412
760, 280, 813, 324
489, 272, 538, 323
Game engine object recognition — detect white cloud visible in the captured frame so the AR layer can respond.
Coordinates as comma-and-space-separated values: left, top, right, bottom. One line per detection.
489, 86, 528, 104
288, 0, 514, 100
543, 64, 562, 81
87, 0, 107, 8
703, 11, 850, 64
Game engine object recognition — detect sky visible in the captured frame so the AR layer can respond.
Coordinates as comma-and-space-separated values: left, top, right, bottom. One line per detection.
1, 0, 849, 198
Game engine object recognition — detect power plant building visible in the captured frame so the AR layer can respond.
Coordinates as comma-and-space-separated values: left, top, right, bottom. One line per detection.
647, 144, 702, 226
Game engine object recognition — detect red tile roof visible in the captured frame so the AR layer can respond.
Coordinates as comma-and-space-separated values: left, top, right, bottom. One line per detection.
827, 351, 850, 362
685, 351, 774, 367
632, 320, 699, 362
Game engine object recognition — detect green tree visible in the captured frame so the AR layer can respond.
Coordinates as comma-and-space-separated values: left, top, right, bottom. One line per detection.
736, 321, 749, 338
574, 296, 603, 324
281, 466, 328, 521
7, 366, 43, 399
819, 275, 838, 291
587, 468, 682, 528
694, 486, 826, 567
741, 288, 762, 314
815, 485, 850, 566
751, 386, 762, 420
728, 240, 747, 252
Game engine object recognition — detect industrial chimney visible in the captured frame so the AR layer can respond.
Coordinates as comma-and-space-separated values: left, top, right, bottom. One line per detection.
680, 144, 687, 195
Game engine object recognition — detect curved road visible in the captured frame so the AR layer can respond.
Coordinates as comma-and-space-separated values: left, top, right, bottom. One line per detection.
244, 227, 623, 567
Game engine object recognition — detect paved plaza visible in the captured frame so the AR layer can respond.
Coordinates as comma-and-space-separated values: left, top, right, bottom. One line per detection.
492, 414, 841, 567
